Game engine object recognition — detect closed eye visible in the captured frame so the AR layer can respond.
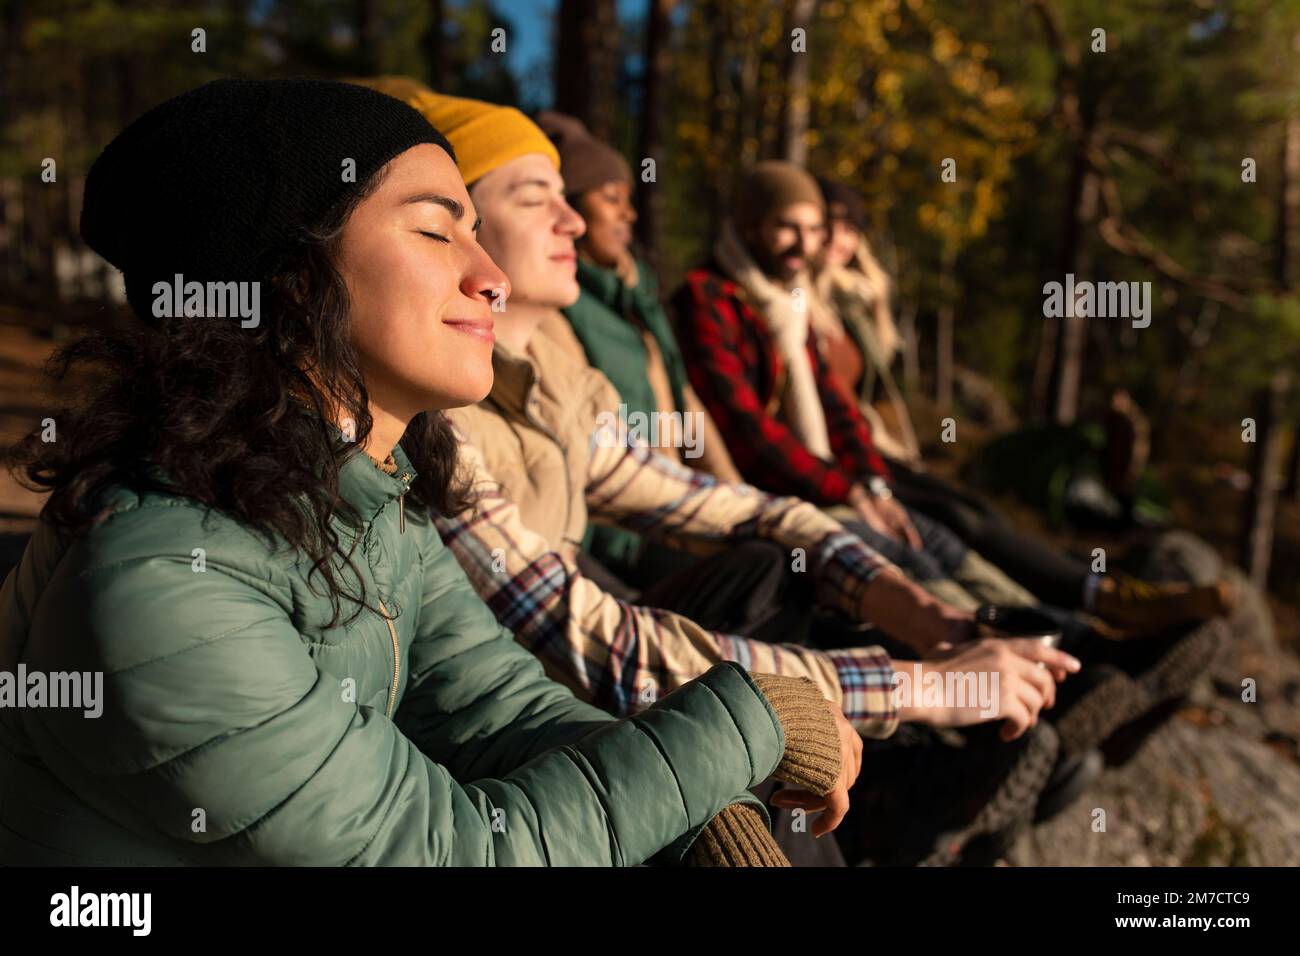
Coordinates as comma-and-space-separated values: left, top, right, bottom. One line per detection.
417, 230, 450, 243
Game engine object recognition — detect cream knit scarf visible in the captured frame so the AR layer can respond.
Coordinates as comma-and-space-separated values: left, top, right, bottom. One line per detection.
713, 219, 833, 460
814, 237, 921, 463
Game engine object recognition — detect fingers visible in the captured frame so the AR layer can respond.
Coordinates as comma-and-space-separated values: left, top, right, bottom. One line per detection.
854, 499, 879, 528
770, 786, 850, 837
879, 519, 905, 545
770, 790, 826, 812
902, 517, 923, 551
770, 789, 825, 807
1011, 652, 1057, 710
996, 655, 1057, 740
891, 515, 913, 547
998, 696, 1034, 740
813, 789, 850, 837
1003, 639, 1082, 676
1013, 674, 1048, 726
862, 502, 905, 544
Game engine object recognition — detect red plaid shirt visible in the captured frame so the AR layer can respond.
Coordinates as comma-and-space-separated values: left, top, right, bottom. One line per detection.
672, 262, 890, 505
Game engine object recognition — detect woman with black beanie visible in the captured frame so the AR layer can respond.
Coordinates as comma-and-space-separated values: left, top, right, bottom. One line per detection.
0, 79, 835, 866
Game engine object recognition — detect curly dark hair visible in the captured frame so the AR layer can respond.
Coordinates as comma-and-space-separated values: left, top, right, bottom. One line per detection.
6, 166, 469, 629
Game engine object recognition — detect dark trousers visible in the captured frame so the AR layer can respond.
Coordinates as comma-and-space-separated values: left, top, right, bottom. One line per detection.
887, 461, 1091, 608
837, 513, 969, 584
588, 538, 820, 647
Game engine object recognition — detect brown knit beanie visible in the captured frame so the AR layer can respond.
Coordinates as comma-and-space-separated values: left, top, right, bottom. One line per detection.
536, 110, 632, 199
736, 160, 826, 232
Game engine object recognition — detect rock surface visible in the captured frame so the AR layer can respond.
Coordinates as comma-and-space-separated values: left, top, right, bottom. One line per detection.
1010, 536, 1300, 866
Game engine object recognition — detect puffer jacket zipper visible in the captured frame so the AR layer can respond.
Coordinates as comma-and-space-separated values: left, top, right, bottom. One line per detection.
379, 471, 412, 719
377, 594, 400, 719
397, 471, 410, 535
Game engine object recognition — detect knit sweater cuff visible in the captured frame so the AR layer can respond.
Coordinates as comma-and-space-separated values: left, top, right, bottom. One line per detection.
685, 803, 791, 867
750, 673, 842, 795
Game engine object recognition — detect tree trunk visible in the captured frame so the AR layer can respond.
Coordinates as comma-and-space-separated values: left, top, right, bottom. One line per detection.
1283, 425, 1300, 503
355, 0, 380, 74
1051, 130, 1100, 425
737, 15, 761, 170
20, 176, 56, 294
935, 242, 957, 413
1275, 92, 1300, 291
554, 0, 620, 142
781, 0, 817, 165
424, 0, 447, 91
0, 178, 18, 286
704, 0, 730, 240
635, 0, 676, 271
1240, 372, 1290, 586
899, 296, 919, 402
1028, 308, 1058, 422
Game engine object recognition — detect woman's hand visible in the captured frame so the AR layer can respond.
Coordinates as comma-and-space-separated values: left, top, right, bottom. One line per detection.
770, 703, 862, 837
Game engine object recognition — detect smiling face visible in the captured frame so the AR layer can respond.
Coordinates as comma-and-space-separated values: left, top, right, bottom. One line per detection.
825, 217, 861, 269
335, 143, 509, 416
470, 153, 586, 309
747, 201, 827, 283
577, 180, 636, 269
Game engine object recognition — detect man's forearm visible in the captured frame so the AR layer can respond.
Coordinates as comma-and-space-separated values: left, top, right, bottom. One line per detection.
857, 568, 965, 653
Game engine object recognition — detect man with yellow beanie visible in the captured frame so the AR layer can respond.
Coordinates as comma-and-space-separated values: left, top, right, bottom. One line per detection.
354, 76, 559, 187
351, 77, 1080, 868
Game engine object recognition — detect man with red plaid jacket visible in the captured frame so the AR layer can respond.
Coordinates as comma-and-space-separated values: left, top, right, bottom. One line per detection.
671, 162, 938, 556
673, 259, 890, 504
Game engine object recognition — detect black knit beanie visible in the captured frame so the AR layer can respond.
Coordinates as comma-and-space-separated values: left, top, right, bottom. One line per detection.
80, 78, 453, 324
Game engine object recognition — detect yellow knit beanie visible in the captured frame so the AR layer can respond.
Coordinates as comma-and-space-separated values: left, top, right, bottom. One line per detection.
350, 76, 559, 188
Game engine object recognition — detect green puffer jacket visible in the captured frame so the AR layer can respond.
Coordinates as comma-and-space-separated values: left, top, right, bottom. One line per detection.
0, 435, 785, 866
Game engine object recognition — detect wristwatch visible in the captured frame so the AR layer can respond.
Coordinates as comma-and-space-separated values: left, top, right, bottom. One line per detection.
866, 475, 894, 501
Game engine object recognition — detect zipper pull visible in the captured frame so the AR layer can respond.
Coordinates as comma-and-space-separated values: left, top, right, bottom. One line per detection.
397, 472, 411, 534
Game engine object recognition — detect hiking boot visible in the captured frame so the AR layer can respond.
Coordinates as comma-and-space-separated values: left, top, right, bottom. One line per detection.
836, 721, 1059, 867
959, 744, 1104, 863
1092, 574, 1235, 633
1033, 747, 1104, 824
1047, 662, 1147, 761
1062, 620, 1225, 766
